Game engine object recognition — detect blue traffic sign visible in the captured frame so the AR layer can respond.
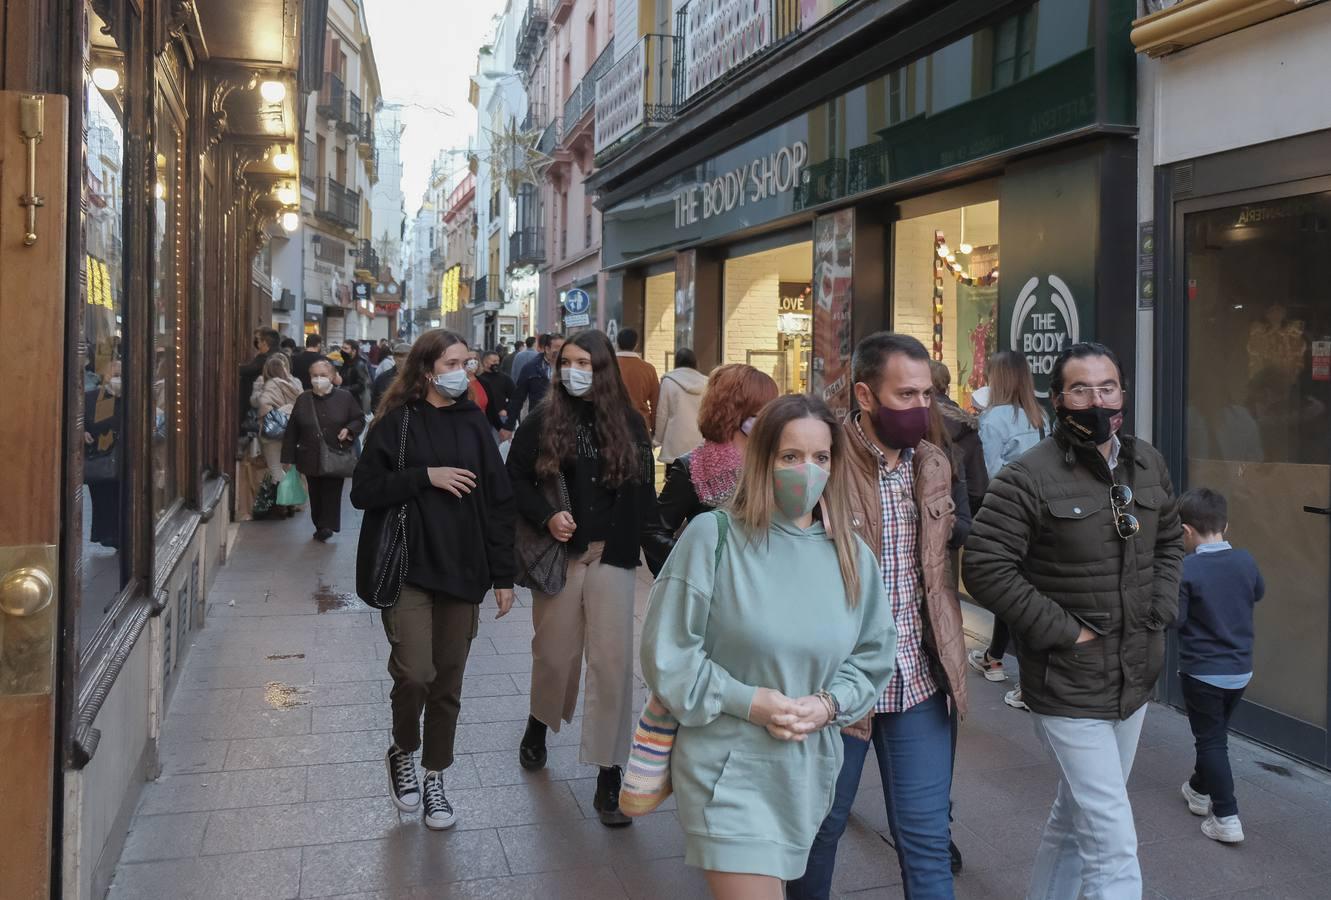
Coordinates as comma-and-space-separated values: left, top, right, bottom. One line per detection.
563, 288, 591, 315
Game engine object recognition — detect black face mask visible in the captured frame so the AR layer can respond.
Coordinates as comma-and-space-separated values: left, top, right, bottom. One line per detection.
1058, 405, 1122, 445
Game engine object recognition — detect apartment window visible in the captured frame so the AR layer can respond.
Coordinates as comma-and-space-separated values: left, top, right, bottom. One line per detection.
335, 147, 346, 184
562, 53, 572, 102
559, 191, 569, 259
992, 10, 1036, 89
586, 13, 596, 68
585, 212, 592, 249
316, 134, 327, 182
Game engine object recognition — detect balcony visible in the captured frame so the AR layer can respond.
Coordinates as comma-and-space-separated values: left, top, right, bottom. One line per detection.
538, 117, 562, 156
317, 73, 345, 120
473, 274, 490, 305
316, 176, 360, 231
515, 0, 548, 72
314, 236, 346, 266
354, 239, 380, 281
550, 0, 573, 26
429, 246, 444, 269
509, 227, 545, 268
594, 34, 681, 156
301, 138, 317, 187
563, 38, 614, 141
339, 92, 362, 133
357, 113, 375, 159
676, 0, 801, 103
522, 102, 547, 134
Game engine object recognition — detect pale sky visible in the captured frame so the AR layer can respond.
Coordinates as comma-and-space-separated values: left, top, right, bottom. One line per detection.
363, 0, 509, 216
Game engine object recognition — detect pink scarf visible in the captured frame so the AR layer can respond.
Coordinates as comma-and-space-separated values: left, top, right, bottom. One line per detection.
689, 440, 742, 507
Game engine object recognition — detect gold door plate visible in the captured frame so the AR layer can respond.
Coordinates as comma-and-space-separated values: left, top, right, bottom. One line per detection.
0, 544, 56, 696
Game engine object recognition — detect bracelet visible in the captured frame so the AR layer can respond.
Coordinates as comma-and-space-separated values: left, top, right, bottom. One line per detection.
814, 690, 840, 727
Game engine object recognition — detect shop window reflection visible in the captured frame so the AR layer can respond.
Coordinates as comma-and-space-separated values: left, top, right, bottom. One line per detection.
81, 9, 127, 652
152, 101, 182, 521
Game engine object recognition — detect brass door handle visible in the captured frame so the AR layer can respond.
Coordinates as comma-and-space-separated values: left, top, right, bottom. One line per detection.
0, 565, 53, 617
18, 94, 44, 246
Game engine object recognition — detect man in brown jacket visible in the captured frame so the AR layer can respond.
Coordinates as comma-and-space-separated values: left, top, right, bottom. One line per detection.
614, 328, 660, 431
790, 332, 963, 900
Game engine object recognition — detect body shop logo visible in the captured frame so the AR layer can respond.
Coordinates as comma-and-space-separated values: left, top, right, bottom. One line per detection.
1010, 275, 1079, 399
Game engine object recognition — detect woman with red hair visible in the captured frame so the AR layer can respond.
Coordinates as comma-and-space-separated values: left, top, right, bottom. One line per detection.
643, 363, 779, 575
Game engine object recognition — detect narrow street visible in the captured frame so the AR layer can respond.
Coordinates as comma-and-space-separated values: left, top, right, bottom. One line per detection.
106, 503, 1331, 900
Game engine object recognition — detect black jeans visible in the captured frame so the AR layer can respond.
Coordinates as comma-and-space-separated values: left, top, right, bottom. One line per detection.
986, 620, 1010, 660
1181, 674, 1246, 818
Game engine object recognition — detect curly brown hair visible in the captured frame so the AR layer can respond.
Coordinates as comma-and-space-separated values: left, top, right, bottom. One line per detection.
373, 329, 468, 423
697, 364, 780, 443
536, 330, 643, 488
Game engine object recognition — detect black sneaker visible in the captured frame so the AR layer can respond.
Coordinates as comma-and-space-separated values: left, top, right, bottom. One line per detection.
313, 528, 333, 542
519, 715, 548, 771
422, 771, 456, 830
594, 765, 632, 828
385, 745, 421, 813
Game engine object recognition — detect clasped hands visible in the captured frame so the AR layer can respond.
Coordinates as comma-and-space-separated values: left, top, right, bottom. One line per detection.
749, 687, 834, 742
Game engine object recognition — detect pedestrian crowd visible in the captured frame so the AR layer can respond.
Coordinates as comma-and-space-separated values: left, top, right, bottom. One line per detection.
233, 322, 1266, 899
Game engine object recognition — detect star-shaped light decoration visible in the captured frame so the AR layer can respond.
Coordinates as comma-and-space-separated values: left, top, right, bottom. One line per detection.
482, 116, 552, 196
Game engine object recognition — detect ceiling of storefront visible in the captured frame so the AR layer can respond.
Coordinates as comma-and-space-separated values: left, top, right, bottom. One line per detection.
197, 0, 299, 68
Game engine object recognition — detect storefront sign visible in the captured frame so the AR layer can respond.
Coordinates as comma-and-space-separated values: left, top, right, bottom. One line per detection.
1010, 275, 1080, 398
779, 282, 812, 313
685, 0, 772, 99
673, 141, 808, 228
596, 41, 645, 153
811, 210, 855, 418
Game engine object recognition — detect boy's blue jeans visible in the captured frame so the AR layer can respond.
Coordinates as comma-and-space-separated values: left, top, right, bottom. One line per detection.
1181, 674, 1246, 818
787, 691, 954, 900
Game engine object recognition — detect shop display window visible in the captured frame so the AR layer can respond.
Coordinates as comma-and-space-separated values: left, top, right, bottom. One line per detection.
892, 200, 999, 408
1183, 190, 1331, 731
80, 7, 129, 651
152, 94, 183, 521
643, 272, 677, 373
722, 242, 813, 395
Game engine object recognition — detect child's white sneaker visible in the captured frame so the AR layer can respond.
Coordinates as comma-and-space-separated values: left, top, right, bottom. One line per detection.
1181, 780, 1211, 816
1201, 814, 1244, 844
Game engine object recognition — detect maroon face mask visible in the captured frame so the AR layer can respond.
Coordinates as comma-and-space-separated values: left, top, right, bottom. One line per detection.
870, 403, 930, 450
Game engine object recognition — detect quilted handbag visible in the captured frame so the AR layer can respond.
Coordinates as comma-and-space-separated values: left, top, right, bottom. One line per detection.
621, 511, 729, 816
261, 405, 290, 439
356, 408, 410, 610
512, 472, 572, 595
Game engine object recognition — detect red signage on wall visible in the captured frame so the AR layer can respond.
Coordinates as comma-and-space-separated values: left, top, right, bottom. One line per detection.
811, 209, 854, 418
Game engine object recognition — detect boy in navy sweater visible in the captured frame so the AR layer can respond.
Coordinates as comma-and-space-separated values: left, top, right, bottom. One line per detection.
1175, 487, 1264, 844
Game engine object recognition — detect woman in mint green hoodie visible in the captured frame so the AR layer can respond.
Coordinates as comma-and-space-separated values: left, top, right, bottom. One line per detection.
640, 394, 897, 899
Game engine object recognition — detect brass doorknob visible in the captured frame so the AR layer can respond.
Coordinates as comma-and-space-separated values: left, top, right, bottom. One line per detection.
0, 566, 53, 617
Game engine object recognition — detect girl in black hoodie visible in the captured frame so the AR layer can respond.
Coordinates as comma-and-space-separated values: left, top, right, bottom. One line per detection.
351, 329, 515, 832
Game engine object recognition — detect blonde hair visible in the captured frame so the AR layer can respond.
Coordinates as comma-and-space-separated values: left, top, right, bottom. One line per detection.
987, 351, 1044, 430
729, 394, 862, 607
262, 353, 291, 381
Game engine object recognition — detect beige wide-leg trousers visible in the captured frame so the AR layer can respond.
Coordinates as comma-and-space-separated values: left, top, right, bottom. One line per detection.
529, 542, 637, 768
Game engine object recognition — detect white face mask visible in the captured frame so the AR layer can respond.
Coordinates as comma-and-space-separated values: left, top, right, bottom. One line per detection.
311, 376, 333, 395
432, 369, 470, 399
106, 376, 123, 397
464, 359, 479, 373
561, 367, 594, 398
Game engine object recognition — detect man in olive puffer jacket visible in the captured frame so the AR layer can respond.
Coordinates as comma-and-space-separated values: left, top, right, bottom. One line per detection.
964, 342, 1184, 900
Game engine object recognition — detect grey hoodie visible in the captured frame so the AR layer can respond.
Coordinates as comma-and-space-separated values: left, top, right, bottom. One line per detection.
654, 366, 709, 462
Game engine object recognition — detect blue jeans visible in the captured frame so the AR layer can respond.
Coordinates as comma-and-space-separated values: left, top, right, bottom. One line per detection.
788, 692, 955, 900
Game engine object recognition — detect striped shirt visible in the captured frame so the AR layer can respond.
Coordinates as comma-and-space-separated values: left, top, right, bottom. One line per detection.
857, 421, 938, 714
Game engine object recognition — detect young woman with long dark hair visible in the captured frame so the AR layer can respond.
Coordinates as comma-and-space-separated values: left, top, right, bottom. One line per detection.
506, 329, 657, 826
968, 349, 1049, 707
640, 394, 896, 899
350, 329, 515, 831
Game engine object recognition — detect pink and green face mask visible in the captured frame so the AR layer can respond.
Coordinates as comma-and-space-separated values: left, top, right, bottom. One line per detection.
772, 462, 830, 520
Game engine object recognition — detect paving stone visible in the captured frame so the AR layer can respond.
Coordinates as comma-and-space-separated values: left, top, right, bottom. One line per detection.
202, 797, 402, 854
456, 693, 539, 724
298, 829, 511, 896
224, 730, 387, 770
158, 739, 230, 776
310, 702, 392, 734
139, 767, 306, 814
614, 856, 708, 900
108, 848, 302, 900
462, 653, 535, 676
469, 744, 599, 787
496, 811, 686, 875
183, 661, 315, 690
118, 811, 209, 863
1137, 831, 1324, 899
162, 706, 313, 742
239, 679, 384, 709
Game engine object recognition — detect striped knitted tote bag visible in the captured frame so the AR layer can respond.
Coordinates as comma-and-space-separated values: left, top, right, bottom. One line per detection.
621, 511, 729, 817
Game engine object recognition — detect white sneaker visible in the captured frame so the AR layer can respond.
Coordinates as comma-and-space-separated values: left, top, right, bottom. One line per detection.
385, 745, 421, 813
1181, 780, 1211, 816
967, 649, 1008, 682
1201, 814, 1244, 844
1004, 684, 1028, 710
422, 771, 457, 830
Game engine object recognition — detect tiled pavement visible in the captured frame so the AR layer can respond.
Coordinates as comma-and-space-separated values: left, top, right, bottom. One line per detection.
108, 497, 1331, 899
